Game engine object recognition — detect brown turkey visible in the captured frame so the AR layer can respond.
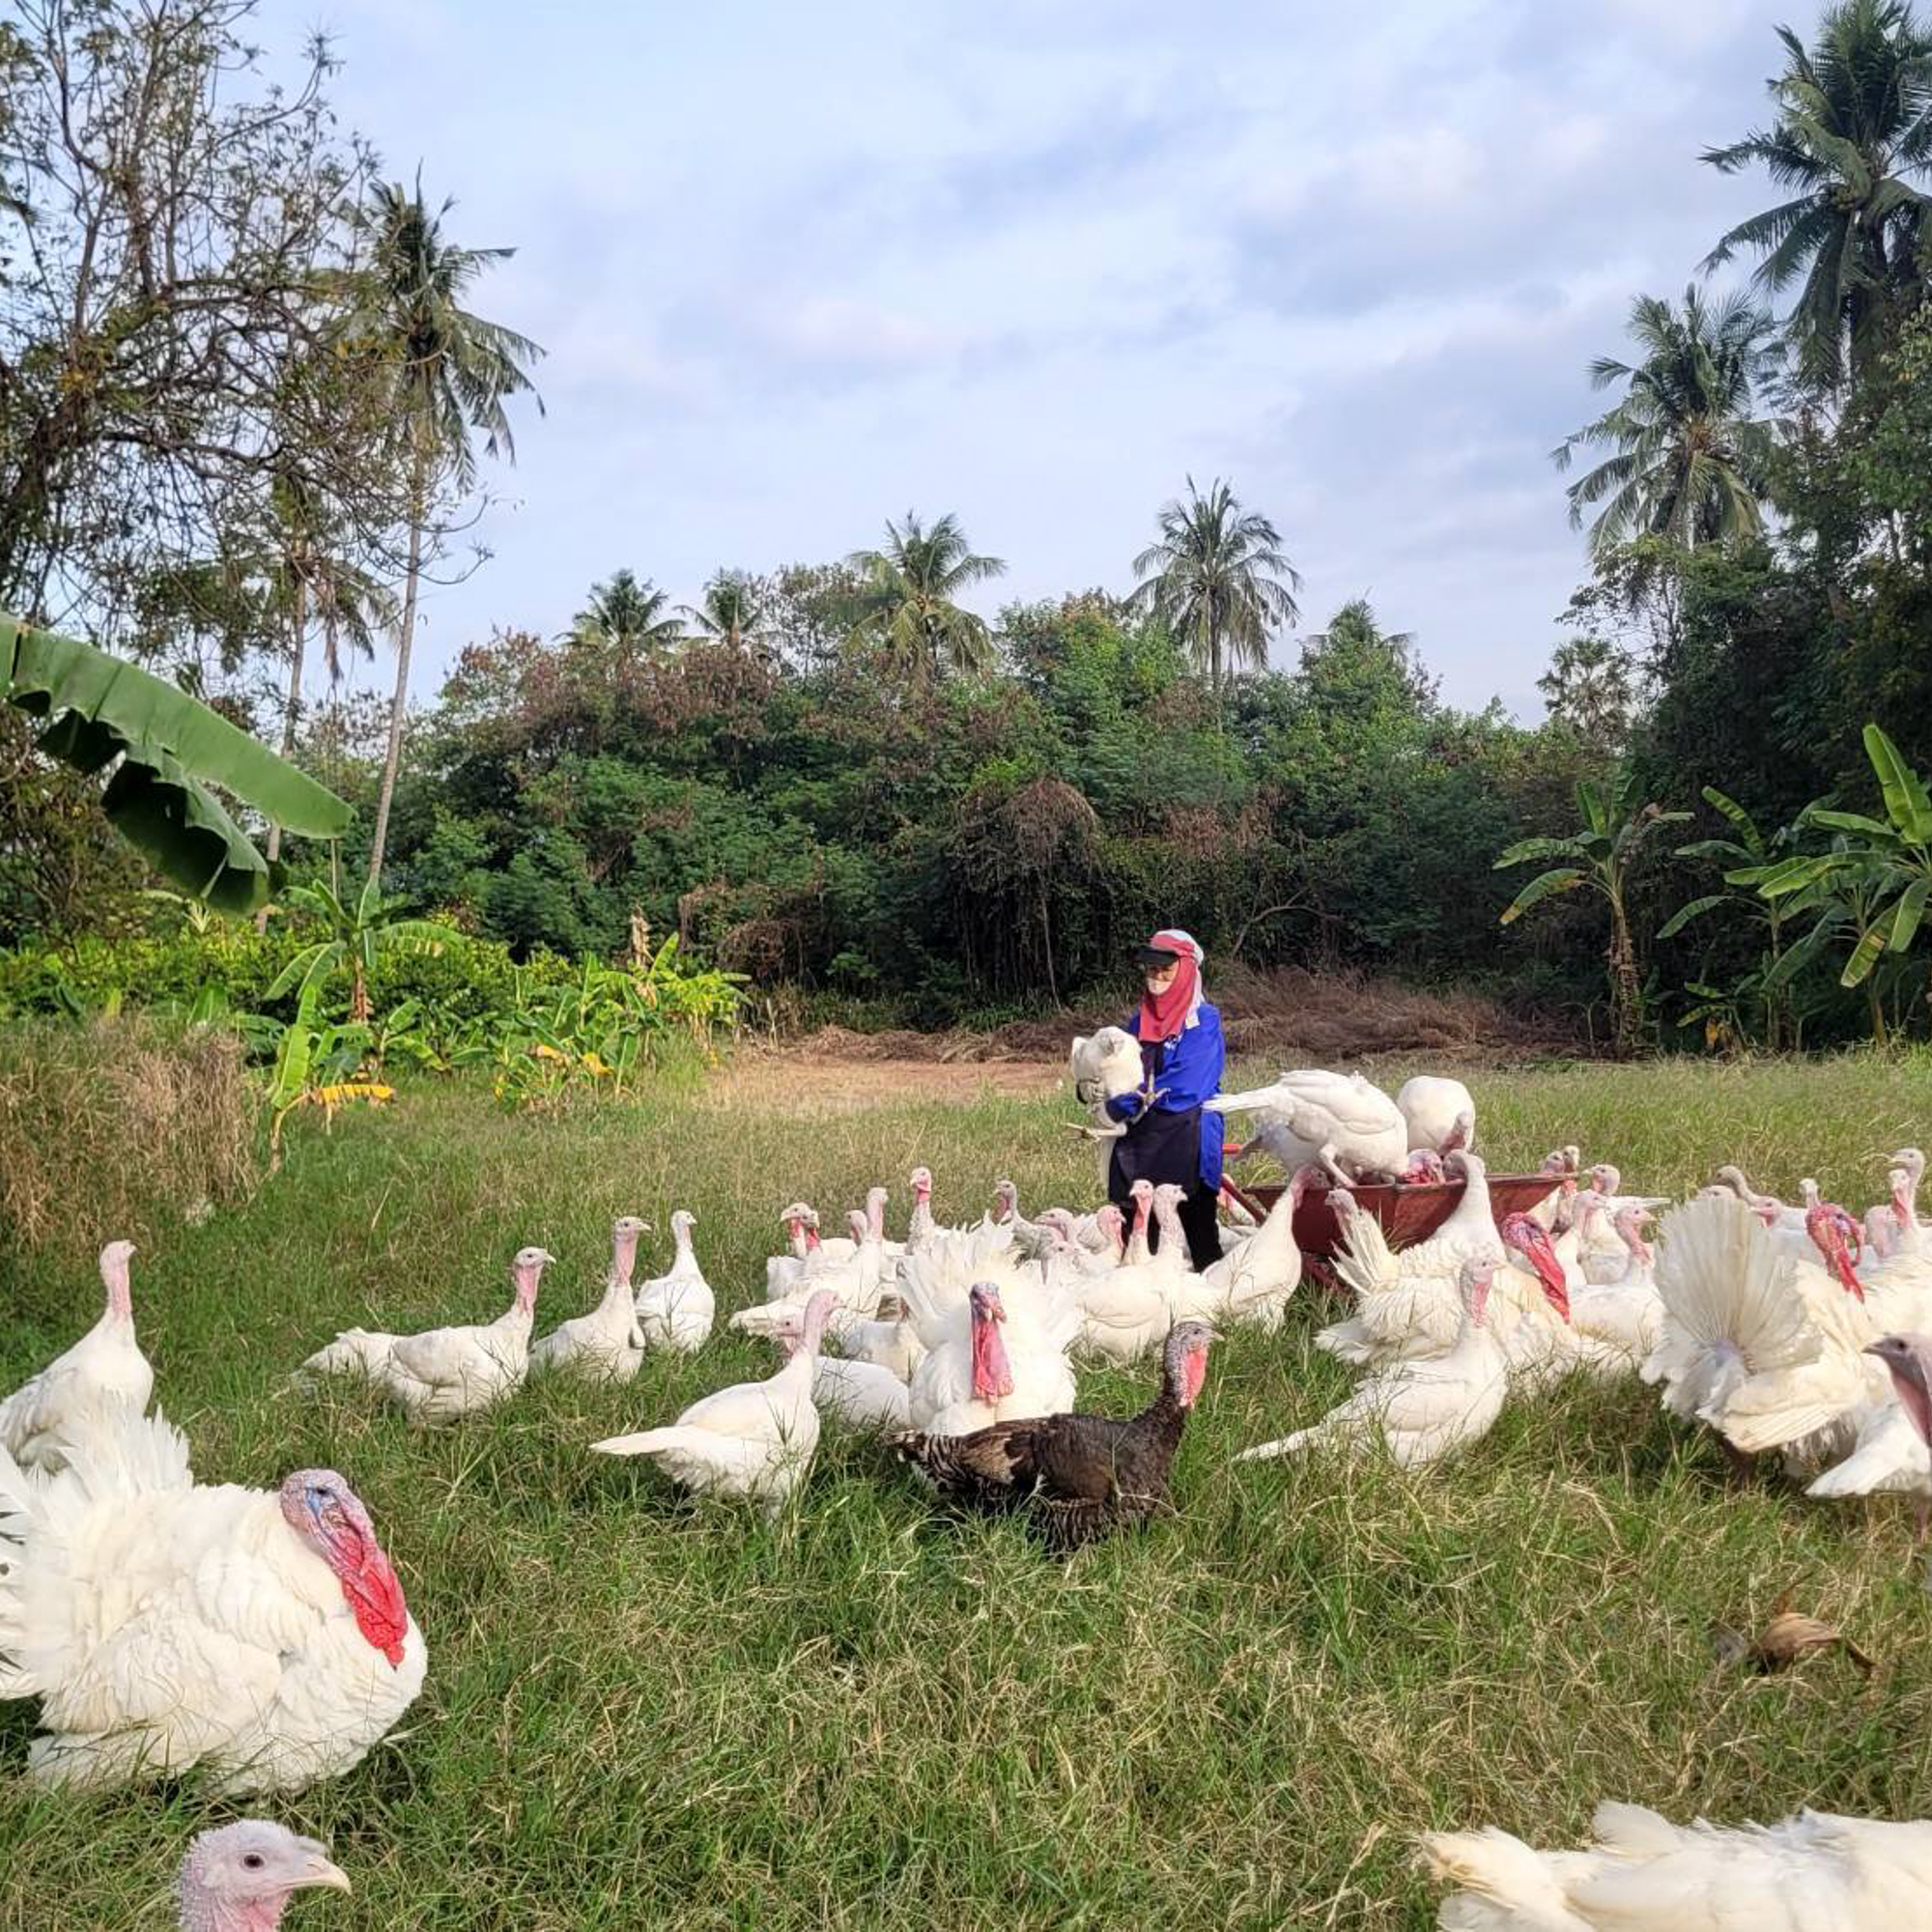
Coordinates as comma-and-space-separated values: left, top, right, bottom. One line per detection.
890, 1320, 1217, 1550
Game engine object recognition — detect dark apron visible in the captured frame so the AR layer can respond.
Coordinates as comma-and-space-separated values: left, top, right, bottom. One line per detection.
1108, 1097, 1204, 1200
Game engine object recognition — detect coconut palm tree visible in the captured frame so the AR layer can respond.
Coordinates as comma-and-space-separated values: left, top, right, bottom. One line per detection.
342, 179, 544, 892
1552, 287, 1783, 561
1128, 477, 1301, 699
845, 511, 1006, 683
569, 569, 685, 655
680, 569, 768, 654
1703, 0, 1932, 391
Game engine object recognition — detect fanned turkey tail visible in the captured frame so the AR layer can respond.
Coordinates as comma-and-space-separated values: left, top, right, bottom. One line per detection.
0, 1406, 195, 1701
1644, 1195, 1824, 1430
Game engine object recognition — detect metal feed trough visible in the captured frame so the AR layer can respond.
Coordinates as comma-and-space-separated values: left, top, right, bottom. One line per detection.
1219, 1171, 1565, 1268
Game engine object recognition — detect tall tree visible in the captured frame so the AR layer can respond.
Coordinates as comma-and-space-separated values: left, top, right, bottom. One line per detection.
1703, 0, 1932, 391
0, 1, 390, 647
569, 570, 684, 655
681, 569, 768, 654
845, 512, 1006, 683
1129, 477, 1301, 699
1553, 287, 1783, 559
1538, 634, 1639, 751
343, 179, 543, 893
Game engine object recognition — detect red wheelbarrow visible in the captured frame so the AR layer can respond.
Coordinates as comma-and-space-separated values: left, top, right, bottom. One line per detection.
1219, 1170, 1564, 1269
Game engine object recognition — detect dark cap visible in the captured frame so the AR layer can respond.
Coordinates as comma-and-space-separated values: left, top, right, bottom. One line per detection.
1137, 945, 1181, 967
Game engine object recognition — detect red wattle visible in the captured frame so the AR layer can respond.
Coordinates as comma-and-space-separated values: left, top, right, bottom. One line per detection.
344, 1555, 410, 1668
1180, 1348, 1208, 1406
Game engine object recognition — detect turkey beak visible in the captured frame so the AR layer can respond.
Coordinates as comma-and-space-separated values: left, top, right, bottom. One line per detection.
294, 1843, 353, 1894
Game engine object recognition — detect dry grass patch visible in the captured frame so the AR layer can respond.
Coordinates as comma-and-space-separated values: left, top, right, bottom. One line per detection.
0, 1017, 255, 1270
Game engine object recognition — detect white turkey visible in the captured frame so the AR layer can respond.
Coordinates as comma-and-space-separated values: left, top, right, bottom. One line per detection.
1528, 1147, 1580, 1233
765, 1203, 820, 1299
300, 1245, 553, 1425
902, 1247, 1080, 1436
1505, 1208, 1658, 1378
1396, 1074, 1476, 1155
176, 1819, 352, 1928
1318, 1151, 1509, 1370
1238, 1251, 1567, 1469
1642, 1195, 1882, 1475
1177, 1165, 1313, 1330
757, 1302, 912, 1430
1422, 1801, 1932, 1929
1067, 1026, 1152, 1181
1066, 1183, 1191, 1364
1208, 1068, 1407, 1185
529, 1216, 647, 1382
1809, 1333, 1932, 1528
592, 1290, 835, 1514
0, 1238, 152, 1472
791, 1188, 890, 1270
636, 1208, 715, 1353
795, 1208, 887, 1314
0, 1407, 425, 1794
1862, 1149, 1925, 1260
905, 1166, 937, 1252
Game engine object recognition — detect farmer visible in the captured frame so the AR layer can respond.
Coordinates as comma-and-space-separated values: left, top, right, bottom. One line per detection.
1104, 928, 1227, 1271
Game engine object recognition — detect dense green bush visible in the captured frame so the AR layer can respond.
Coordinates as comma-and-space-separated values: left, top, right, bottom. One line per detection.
0, 922, 742, 1089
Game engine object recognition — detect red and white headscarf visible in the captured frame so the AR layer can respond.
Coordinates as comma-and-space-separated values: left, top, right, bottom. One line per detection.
1139, 928, 1206, 1042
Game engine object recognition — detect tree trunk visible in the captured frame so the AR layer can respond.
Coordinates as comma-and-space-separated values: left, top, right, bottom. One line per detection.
257, 575, 308, 933
366, 443, 429, 894
1870, 979, 1889, 1048
1606, 896, 1643, 1058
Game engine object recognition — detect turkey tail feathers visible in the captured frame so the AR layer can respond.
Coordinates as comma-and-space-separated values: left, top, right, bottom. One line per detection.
299, 1330, 397, 1380
1652, 1196, 1814, 1371
0, 1407, 195, 1699
1418, 1826, 1594, 1930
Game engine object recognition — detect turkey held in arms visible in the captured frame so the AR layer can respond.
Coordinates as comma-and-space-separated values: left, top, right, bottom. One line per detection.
891, 1320, 1217, 1550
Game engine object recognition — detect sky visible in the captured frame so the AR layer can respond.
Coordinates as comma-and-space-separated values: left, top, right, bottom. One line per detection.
309, 0, 1802, 720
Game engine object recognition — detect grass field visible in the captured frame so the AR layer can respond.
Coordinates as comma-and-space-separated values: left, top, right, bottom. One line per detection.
6, 1051, 1932, 1927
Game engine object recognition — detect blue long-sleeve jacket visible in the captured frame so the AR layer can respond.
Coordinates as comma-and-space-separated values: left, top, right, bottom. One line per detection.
1104, 1004, 1226, 1189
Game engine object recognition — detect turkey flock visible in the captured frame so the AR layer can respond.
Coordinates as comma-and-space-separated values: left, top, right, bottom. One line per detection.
6, 1062, 1932, 1926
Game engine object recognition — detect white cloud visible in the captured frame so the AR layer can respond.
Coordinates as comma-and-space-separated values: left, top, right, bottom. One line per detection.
309, 0, 1801, 717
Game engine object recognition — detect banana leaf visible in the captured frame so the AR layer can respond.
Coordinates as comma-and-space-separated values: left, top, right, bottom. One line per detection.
1865, 724, 1932, 846
3, 615, 352, 913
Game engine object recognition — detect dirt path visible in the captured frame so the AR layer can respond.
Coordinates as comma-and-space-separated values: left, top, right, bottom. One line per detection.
704, 1048, 1063, 1115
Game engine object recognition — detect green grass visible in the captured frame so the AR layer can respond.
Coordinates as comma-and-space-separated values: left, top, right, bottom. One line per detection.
6, 1052, 1932, 1927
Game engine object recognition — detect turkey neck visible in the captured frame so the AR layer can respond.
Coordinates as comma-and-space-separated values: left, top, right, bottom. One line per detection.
1134, 1352, 1194, 1455
180, 1889, 302, 1932
595, 1267, 637, 1318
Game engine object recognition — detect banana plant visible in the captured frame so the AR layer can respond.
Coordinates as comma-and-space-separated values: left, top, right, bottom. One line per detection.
266, 878, 451, 1023
266, 980, 390, 1169
1661, 785, 1805, 1048
1495, 764, 1690, 1056
1749, 726, 1932, 1039
4, 616, 353, 913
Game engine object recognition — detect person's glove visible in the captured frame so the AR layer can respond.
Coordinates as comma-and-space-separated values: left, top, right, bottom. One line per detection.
1104, 1091, 1144, 1123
